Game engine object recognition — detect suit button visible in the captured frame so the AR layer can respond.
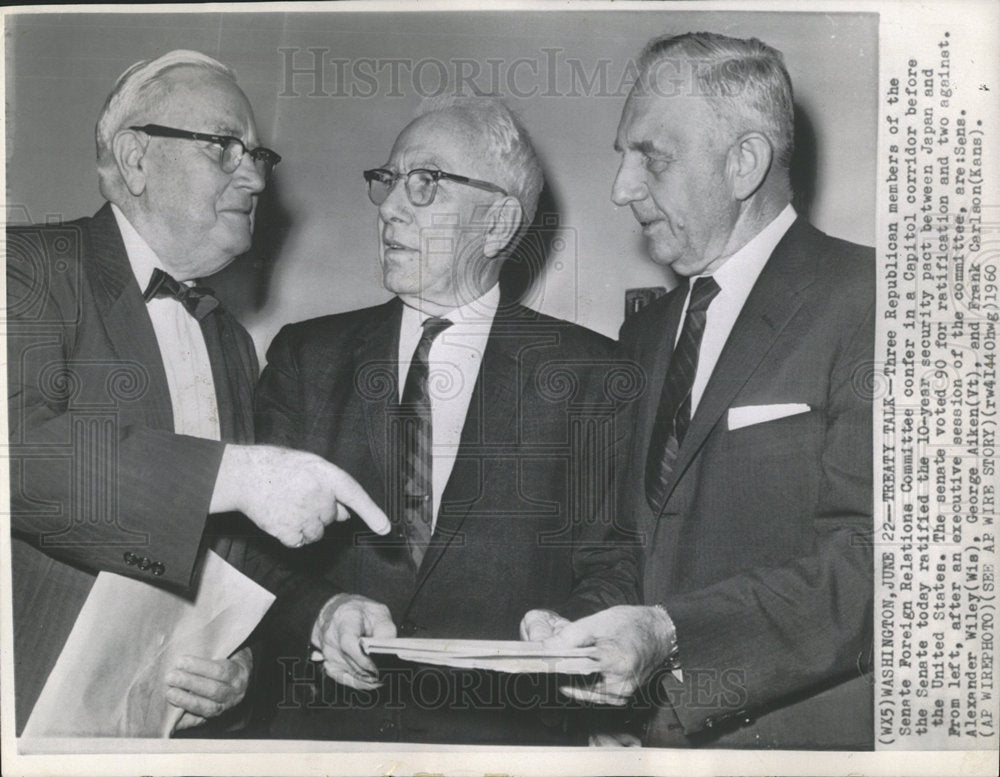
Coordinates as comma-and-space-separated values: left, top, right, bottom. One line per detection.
398, 620, 418, 637
151, 562, 165, 576
123, 552, 136, 565
138, 556, 151, 570
378, 719, 396, 739
703, 716, 716, 729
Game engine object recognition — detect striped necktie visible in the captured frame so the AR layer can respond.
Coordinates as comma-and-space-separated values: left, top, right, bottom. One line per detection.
645, 276, 721, 513
398, 317, 452, 568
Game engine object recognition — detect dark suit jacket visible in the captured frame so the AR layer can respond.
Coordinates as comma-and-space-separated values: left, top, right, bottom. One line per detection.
252, 297, 639, 744
6, 204, 259, 735
618, 219, 875, 749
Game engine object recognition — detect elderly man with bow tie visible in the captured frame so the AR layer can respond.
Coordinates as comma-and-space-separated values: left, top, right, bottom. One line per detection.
6, 49, 389, 736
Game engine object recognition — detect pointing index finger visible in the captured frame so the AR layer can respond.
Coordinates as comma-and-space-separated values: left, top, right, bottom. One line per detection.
328, 468, 391, 535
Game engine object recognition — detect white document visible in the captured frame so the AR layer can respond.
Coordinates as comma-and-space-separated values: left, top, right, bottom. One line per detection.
727, 402, 811, 430
361, 637, 602, 674
22, 550, 275, 739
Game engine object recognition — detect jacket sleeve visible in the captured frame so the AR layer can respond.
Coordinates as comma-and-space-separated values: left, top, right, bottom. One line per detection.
553, 347, 643, 621
6, 229, 222, 593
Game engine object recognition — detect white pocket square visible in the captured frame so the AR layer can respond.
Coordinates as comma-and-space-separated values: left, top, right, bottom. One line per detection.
727, 403, 811, 431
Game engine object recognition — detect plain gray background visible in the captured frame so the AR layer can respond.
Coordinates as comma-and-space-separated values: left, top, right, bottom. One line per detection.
5, 9, 877, 359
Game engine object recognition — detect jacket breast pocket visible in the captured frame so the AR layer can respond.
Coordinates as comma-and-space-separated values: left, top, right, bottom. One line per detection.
721, 407, 826, 461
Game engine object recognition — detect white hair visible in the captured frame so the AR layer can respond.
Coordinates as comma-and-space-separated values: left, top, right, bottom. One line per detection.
95, 50, 236, 199
638, 32, 795, 170
414, 95, 544, 226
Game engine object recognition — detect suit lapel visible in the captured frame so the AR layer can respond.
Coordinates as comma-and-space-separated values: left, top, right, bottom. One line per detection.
351, 299, 403, 490
410, 303, 523, 591
655, 218, 819, 509
84, 204, 174, 432
631, 285, 687, 536
201, 312, 255, 443
636, 280, 689, 417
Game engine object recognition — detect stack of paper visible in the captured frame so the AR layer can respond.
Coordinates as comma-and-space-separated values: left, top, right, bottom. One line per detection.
361, 637, 602, 674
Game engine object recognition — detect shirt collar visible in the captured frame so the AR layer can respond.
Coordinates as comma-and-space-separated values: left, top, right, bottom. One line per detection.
110, 203, 170, 292
400, 284, 501, 332
697, 203, 797, 292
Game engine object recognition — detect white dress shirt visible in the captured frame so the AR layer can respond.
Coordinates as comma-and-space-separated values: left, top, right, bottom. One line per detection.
112, 204, 221, 440
397, 285, 500, 530
679, 204, 797, 414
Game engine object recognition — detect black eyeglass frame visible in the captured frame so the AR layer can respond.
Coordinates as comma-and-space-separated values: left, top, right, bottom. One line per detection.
363, 167, 508, 206
129, 123, 281, 174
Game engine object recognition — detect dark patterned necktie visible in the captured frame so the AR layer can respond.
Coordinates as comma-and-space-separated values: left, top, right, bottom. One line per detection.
645, 276, 721, 513
142, 267, 219, 320
399, 317, 453, 568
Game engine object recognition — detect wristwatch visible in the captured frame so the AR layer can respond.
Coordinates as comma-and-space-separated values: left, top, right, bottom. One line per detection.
653, 603, 682, 676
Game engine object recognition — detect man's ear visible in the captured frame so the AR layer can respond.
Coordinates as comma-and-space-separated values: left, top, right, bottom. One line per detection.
112, 129, 150, 196
483, 196, 524, 259
727, 131, 773, 201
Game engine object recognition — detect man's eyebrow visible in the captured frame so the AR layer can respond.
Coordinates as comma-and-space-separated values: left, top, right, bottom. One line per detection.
612, 138, 667, 156
386, 158, 447, 174
409, 155, 446, 170
633, 139, 666, 156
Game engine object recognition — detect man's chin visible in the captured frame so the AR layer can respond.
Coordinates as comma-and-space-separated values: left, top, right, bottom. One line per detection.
196, 242, 248, 278
381, 279, 417, 297
380, 266, 423, 296
643, 240, 692, 275
224, 234, 253, 260
645, 244, 680, 270
197, 256, 238, 279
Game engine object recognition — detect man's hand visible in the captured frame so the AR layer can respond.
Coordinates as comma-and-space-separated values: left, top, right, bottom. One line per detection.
519, 608, 570, 641
166, 646, 252, 731
211, 444, 391, 547
541, 605, 676, 705
311, 593, 396, 690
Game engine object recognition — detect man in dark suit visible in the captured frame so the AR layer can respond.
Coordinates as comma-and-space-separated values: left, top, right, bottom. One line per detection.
254, 96, 638, 744
6, 49, 388, 736
539, 32, 874, 748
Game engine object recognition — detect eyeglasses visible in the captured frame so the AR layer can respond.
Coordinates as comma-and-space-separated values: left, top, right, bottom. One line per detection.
363, 167, 508, 207
129, 124, 281, 178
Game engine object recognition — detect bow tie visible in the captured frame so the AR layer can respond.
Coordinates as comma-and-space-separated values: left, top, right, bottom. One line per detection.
142, 268, 219, 320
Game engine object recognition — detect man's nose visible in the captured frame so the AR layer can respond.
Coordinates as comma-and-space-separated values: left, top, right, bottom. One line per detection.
378, 175, 411, 223
233, 152, 267, 194
611, 159, 645, 206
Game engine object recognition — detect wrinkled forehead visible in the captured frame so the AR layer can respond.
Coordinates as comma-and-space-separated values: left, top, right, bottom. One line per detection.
616, 87, 665, 146
388, 112, 493, 178
154, 66, 258, 139
617, 80, 714, 146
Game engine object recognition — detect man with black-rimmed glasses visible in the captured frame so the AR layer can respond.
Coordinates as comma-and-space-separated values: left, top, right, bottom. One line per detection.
253, 96, 638, 744
6, 49, 390, 736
